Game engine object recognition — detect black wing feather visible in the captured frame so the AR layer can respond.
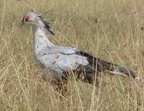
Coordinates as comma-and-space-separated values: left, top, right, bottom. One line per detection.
76, 51, 136, 78
76, 51, 117, 72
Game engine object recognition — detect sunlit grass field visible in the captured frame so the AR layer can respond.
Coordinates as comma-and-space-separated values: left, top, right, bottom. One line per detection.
1, 0, 144, 110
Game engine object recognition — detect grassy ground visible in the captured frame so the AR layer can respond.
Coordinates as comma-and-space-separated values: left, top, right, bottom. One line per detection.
1, 0, 144, 110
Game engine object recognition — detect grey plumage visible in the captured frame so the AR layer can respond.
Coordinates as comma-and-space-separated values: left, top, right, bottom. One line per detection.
20, 11, 138, 91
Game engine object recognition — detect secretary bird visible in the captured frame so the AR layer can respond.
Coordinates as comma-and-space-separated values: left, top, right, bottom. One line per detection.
20, 11, 138, 93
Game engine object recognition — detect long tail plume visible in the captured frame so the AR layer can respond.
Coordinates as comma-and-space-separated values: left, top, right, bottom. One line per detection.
108, 65, 140, 80
77, 51, 139, 79
108, 65, 135, 78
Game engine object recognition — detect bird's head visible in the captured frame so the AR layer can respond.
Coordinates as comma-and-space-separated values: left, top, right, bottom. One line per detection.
20, 11, 36, 26
20, 10, 55, 35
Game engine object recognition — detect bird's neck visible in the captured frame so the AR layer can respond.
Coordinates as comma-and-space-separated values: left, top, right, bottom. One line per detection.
32, 23, 54, 50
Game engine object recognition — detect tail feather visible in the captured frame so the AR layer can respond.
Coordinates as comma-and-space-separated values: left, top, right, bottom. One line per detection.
108, 71, 128, 77
117, 66, 136, 78
77, 51, 136, 79
108, 65, 136, 78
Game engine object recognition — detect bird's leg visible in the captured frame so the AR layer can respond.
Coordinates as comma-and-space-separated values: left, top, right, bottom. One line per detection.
40, 64, 68, 96
95, 78, 99, 96
94, 72, 101, 96
50, 74, 68, 97
78, 72, 100, 96
83, 72, 100, 96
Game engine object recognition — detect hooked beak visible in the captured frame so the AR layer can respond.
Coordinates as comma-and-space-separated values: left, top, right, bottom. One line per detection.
20, 15, 30, 27
20, 19, 24, 27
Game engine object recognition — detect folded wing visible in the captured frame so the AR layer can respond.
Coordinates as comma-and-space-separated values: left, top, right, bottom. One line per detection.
37, 45, 136, 79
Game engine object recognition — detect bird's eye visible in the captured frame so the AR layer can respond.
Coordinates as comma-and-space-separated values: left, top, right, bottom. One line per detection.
25, 18, 28, 22
23, 15, 30, 22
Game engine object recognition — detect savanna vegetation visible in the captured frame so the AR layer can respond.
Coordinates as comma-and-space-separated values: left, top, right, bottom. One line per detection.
0, 0, 144, 110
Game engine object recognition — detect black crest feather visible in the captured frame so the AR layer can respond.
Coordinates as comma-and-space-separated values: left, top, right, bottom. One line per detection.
39, 16, 55, 35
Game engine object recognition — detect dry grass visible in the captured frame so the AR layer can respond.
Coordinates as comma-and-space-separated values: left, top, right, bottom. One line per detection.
1, 0, 144, 110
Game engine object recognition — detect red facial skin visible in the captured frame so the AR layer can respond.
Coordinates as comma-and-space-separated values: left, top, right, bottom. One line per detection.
23, 15, 30, 22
